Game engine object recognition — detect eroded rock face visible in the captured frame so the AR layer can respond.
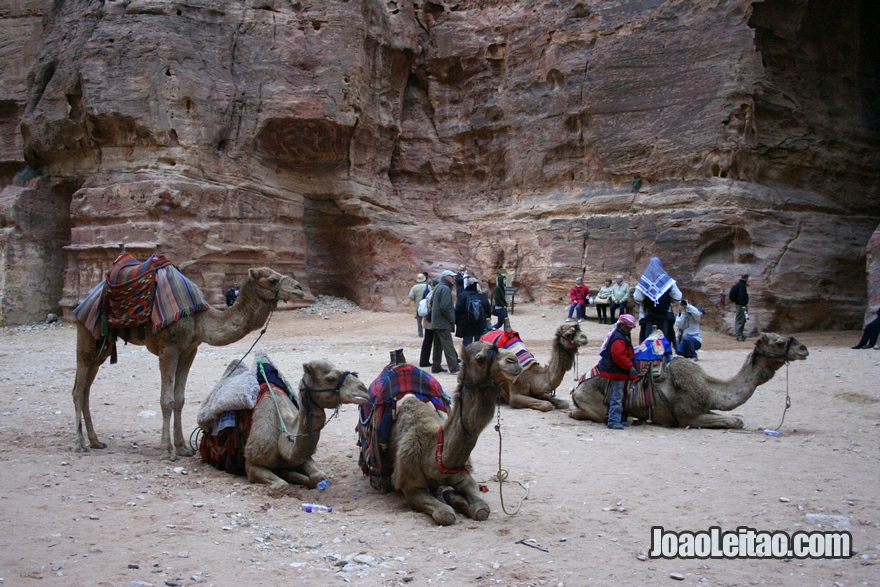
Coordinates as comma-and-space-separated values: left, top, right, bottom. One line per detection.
0, 0, 878, 332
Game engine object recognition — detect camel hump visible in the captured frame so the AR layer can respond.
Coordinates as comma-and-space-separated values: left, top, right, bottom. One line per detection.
663, 357, 705, 395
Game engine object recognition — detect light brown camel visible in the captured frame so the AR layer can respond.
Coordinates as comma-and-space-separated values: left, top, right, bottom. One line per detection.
502, 323, 588, 412
568, 332, 809, 428
388, 341, 523, 525
72, 267, 304, 458
245, 358, 368, 494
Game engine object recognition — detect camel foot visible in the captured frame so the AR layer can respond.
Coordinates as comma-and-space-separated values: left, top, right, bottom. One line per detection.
175, 447, 195, 458
433, 508, 456, 526
548, 398, 570, 410
91, 442, 107, 449
75, 445, 91, 453
567, 409, 587, 420
472, 505, 490, 521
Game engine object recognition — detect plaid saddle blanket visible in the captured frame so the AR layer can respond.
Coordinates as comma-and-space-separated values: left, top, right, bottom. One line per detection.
74, 252, 208, 338
356, 364, 449, 488
480, 328, 537, 370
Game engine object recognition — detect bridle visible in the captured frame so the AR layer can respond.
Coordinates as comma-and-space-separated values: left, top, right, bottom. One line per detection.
750, 336, 798, 366
301, 371, 359, 429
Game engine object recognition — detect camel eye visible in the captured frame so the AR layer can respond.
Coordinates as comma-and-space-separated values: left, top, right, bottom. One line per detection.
268, 277, 278, 286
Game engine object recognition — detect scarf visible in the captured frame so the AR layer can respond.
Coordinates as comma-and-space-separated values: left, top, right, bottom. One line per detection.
635, 257, 675, 304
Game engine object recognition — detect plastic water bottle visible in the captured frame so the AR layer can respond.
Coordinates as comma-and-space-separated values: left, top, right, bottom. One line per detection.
764, 429, 781, 437
744, 311, 750, 321
301, 503, 332, 513
316, 479, 329, 491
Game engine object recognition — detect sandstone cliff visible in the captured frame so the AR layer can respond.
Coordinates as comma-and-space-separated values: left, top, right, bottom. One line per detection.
1, 0, 878, 333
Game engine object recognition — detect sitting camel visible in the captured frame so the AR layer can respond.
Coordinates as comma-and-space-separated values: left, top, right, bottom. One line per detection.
386, 342, 522, 525
488, 323, 588, 412
72, 267, 304, 459
568, 332, 809, 428
244, 358, 368, 494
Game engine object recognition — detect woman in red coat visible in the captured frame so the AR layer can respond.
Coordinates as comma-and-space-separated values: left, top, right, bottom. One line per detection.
566, 277, 592, 323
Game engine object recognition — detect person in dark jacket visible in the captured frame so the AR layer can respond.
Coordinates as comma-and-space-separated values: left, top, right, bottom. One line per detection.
431, 270, 460, 373
598, 314, 640, 429
492, 274, 508, 330
455, 277, 491, 347
454, 264, 467, 298
729, 274, 749, 341
852, 307, 880, 349
225, 285, 239, 307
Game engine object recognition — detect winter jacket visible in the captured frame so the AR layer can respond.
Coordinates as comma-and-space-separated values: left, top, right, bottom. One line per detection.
493, 275, 507, 308
430, 279, 455, 331
729, 279, 749, 306
599, 329, 637, 381
569, 284, 591, 305
455, 283, 491, 339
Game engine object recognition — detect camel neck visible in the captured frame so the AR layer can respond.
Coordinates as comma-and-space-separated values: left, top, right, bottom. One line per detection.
439, 381, 498, 471
197, 287, 273, 346
546, 338, 577, 388
711, 354, 785, 411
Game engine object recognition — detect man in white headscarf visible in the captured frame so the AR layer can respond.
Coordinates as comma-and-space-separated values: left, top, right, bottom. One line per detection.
632, 257, 681, 344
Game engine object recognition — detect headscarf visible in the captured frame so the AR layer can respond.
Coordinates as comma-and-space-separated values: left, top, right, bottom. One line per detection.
635, 257, 675, 304
599, 314, 637, 352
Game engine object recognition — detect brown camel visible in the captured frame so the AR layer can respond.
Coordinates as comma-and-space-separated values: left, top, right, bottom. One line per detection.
388, 341, 522, 525
502, 323, 588, 412
245, 358, 368, 494
72, 267, 304, 458
568, 332, 809, 428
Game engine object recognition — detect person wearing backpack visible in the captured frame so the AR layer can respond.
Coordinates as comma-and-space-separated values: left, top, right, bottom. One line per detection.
729, 274, 750, 341
407, 272, 429, 337
454, 277, 491, 347
633, 257, 681, 346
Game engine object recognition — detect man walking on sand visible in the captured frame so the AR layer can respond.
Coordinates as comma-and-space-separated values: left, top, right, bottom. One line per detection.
431, 270, 460, 374
729, 274, 749, 341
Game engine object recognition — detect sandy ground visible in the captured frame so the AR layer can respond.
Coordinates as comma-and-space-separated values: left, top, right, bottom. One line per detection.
0, 301, 878, 587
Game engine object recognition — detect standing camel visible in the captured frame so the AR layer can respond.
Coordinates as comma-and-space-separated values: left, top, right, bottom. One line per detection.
568, 332, 809, 428
387, 341, 522, 525
490, 323, 588, 411
72, 267, 304, 458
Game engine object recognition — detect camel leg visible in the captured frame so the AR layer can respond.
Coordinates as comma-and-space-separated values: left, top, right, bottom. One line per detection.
508, 391, 554, 412
399, 484, 457, 526
170, 347, 198, 457
567, 387, 608, 423
447, 476, 490, 521
277, 460, 327, 489
72, 359, 106, 451
543, 394, 570, 410
157, 349, 180, 460
245, 462, 296, 495
683, 412, 745, 429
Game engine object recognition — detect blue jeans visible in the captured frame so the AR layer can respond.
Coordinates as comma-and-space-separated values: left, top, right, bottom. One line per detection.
493, 306, 508, 329
607, 379, 625, 428
567, 303, 584, 320
676, 336, 702, 359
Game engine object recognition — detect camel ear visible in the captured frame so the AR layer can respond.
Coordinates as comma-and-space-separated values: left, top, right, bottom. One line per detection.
302, 361, 316, 383
249, 268, 263, 282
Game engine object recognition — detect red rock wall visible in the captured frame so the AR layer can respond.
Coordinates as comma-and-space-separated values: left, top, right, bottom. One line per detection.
0, 0, 878, 332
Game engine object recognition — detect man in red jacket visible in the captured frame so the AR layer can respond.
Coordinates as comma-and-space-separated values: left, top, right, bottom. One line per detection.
566, 277, 592, 323
598, 314, 640, 429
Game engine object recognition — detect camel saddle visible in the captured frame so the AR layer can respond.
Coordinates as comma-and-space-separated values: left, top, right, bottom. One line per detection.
357, 364, 449, 490
579, 359, 659, 411
198, 358, 294, 476
480, 328, 537, 370
74, 252, 208, 340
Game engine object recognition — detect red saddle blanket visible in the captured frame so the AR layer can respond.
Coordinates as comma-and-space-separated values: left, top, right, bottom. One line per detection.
74, 252, 208, 338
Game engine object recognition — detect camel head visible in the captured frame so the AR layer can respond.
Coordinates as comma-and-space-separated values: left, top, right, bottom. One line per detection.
459, 341, 523, 385
246, 267, 305, 303
556, 323, 589, 350
754, 333, 809, 363
300, 359, 369, 409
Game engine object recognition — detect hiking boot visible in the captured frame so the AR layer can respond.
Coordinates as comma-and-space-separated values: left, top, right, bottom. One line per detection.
449, 367, 460, 374
852, 345, 864, 349
431, 367, 447, 374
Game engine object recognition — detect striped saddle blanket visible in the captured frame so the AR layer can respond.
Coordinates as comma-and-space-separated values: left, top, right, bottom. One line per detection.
579, 360, 659, 410
480, 328, 537, 370
74, 252, 208, 339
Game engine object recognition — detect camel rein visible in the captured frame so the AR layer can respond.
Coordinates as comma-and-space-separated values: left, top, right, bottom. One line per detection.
489, 405, 529, 515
